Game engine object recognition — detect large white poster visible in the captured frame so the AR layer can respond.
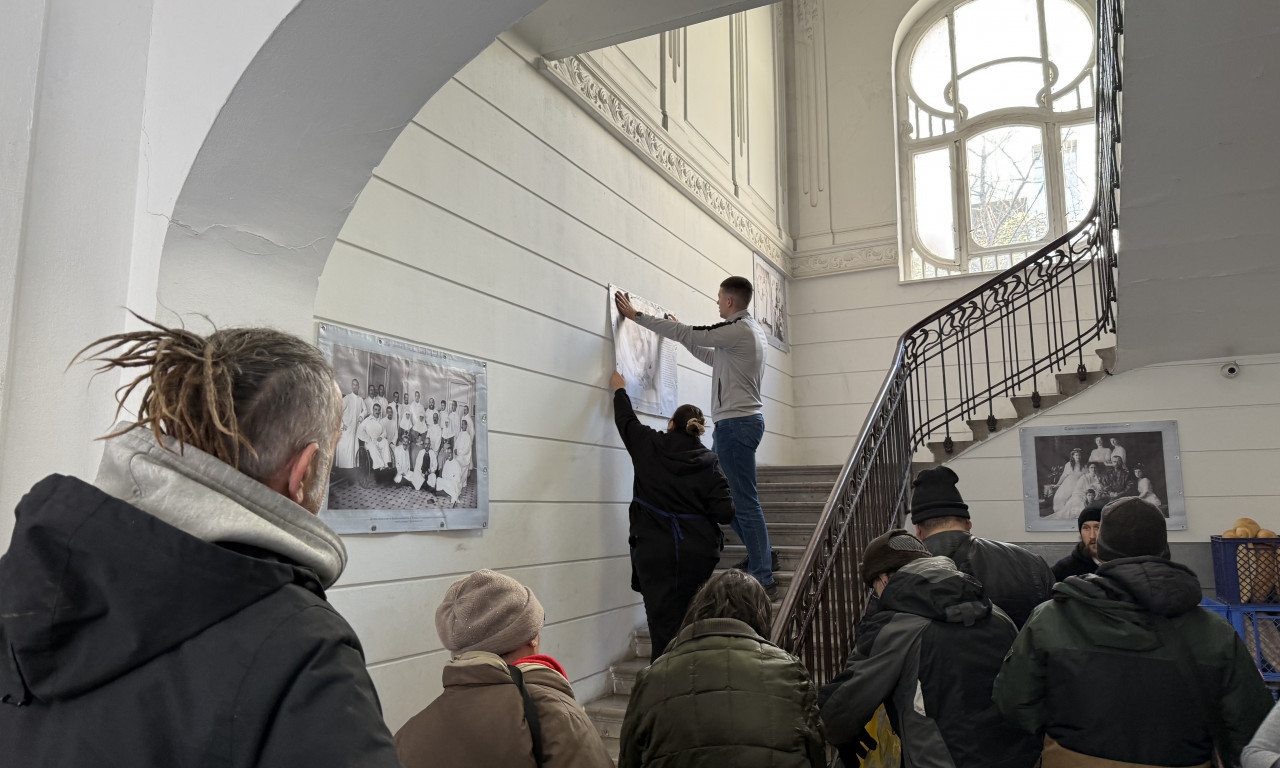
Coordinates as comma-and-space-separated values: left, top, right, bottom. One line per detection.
609, 285, 678, 417
318, 322, 489, 534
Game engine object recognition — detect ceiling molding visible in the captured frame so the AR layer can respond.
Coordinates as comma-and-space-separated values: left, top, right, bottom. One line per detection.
540, 54, 791, 274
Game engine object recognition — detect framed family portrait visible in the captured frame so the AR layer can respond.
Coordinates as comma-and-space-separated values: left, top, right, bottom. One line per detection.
317, 322, 489, 534
752, 252, 789, 353
1019, 420, 1186, 532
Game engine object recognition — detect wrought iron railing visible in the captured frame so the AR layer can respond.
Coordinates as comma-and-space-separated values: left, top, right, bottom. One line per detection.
771, 0, 1124, 682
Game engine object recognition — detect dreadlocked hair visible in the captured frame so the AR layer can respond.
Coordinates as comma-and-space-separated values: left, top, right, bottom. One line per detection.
75, 312, 341, 483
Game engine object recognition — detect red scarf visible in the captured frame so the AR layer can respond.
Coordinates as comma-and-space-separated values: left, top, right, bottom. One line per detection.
512, 654, 567, 679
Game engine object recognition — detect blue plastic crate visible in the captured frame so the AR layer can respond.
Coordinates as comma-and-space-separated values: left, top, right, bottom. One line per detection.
1229, 605, 1280, 676
1210, 535, 1280, 604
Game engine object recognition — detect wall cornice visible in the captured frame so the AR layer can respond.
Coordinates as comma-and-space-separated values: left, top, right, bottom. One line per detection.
540, 54, 791, 273
791, 239, 898, 278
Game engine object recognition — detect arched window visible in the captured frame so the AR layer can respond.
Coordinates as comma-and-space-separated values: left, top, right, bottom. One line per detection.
897, 0, 1096, 279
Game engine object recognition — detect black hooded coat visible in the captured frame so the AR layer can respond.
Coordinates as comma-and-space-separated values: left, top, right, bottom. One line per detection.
819, 556, 1041, 768
613, 389, 735, 660
0, 475, 400, 767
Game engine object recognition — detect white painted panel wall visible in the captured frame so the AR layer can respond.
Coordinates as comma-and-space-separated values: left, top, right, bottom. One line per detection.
683, 17, 734, 165
943, 353, 1280, 548
745, 5, 779, 213
316, 38, 796, 732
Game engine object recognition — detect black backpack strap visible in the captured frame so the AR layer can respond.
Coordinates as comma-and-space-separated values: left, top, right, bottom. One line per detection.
508, 664, 545, 768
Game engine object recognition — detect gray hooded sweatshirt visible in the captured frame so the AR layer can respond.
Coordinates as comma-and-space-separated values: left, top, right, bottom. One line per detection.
633, 308, 767, 422
93, 422, 347, 587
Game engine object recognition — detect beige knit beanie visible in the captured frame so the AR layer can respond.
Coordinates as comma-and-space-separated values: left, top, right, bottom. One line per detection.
435, 569, 545, 656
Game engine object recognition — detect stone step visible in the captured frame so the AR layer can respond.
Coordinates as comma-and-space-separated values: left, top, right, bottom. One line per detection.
964, 416, 1023, 442
1055, 368, 1109, 397
609, 657, 649, 696
718, 543, 805, 571
634, 627, 652, 660
756, 482, 834, 503
757, 464, 843, 484
1010, 392, 1067, 418
724, 521, 816, 548
755, 501, 823, 524
585, 694, 631, 739
1096, 346, 1117, 372
926, 439, 976, 464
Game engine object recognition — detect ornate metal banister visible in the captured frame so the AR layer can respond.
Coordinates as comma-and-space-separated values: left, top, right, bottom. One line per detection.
771, 0, 1123, 684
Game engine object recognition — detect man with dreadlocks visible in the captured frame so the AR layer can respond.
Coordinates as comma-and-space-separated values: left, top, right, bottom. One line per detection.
0, 317, 401, 767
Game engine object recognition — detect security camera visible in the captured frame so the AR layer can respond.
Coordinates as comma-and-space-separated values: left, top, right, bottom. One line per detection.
1221, 361, 1241, 379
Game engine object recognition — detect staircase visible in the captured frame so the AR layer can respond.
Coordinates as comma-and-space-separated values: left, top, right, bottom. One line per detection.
923, 345, 1116, 465
584, 464, 843, 762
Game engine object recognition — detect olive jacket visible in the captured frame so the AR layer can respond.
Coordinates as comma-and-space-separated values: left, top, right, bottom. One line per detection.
619, 618, 826, 768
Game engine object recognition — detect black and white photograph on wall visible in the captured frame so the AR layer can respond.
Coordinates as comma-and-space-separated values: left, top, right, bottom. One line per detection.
609, 285, 678, 417
752, 252, 789, 352
1019, 420, 1185, 532
317, 322, 489, 534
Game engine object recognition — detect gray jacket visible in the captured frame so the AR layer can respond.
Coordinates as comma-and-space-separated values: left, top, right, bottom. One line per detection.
1244, 700, 1280, 768
633, 309, 766, 422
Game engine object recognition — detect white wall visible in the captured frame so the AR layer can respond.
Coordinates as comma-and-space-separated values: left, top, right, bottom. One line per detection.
316, 37, 796, 730
1117, 0, 1280, 370
943, 352, 1280, 546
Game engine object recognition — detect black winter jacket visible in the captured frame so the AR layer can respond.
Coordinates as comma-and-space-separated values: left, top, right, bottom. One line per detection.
614, 389, 735, 554
1051, 541, 1099, 581
819, 557, 1041, 768
0, 475, 400, 767
995, 557, 1274, 766
924, 530, 1055, 627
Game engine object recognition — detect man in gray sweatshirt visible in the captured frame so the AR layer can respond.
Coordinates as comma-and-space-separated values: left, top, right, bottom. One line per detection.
615, 276, 775, 597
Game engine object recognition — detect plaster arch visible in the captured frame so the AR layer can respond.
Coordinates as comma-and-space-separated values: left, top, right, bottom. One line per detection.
155, 0, 547, 336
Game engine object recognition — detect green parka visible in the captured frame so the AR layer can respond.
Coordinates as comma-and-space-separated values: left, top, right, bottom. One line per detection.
618, 618, 826, 768
993, 557, 1273, 766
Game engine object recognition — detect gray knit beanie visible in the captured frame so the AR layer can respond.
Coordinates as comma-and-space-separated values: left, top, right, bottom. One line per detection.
435, 570, 545, 656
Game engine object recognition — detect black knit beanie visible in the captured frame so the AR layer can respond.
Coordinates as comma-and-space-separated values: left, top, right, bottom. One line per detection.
909, 466, 970, 523
1077, 502, 1104, 532
1096, 497, 1169, 561
860, 529, 932, 588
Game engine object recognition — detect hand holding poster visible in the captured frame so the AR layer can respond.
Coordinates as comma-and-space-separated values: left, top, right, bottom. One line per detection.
609, 285, 678, 417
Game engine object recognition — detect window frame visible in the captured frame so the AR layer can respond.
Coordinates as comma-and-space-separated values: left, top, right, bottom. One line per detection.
896, 0, 1096, 280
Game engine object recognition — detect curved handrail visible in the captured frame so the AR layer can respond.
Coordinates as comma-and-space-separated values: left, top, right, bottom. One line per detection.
770, 0, 1123, 682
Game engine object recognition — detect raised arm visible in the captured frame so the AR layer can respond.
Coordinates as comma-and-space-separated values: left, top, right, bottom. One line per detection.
611, 371, 659, 453
631, 313, 741, 352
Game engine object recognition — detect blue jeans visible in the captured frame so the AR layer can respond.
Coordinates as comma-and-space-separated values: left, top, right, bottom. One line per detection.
713, 414, 773, 587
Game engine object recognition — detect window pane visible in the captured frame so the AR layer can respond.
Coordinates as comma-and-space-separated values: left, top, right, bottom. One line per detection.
954, 0, 1041, 75
914, 148, 957, 260
958, 61, 1044, 118
1060, 122, 1097, 227
1045, 0, 1093, 88
910, 18, 954, 115
966, 125, 1049, 248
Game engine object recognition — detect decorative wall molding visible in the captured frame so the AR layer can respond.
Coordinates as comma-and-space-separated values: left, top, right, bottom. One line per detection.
540, 54, 791, 273
791, 240, 898, 278
793, 0, 829, 209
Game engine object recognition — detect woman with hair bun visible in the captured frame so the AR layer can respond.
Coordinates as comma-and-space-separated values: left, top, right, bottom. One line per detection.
611, 370, 736, 663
